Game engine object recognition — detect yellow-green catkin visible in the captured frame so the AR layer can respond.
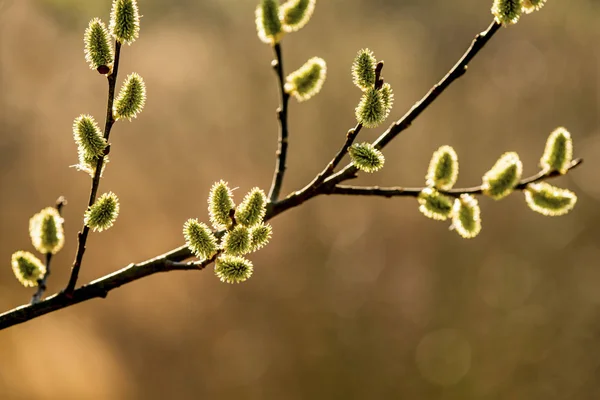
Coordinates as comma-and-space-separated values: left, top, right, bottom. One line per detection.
250, 223, 272, 251
73, 115, 107, 159
236, 188, 267, 227
285, 57, 327, 102
29, 207, 65, 255
522, 0, 546, 14
417, 187, 454, 221
84, 18, 114, 72
113, 72, 146, 121
492, 0, 522, 25
84, 192, 120, 232
256, 0, 283, 44
348, 142, 385, 173
482, 152, 523, 200
109, 0, 140, 45
426, 145, 459, 191
208, 180, 235, 230
452, 194, 482, 239
222, 225, 252, 256
280, 0, 316, 32
215, 254, 254, 284
183, 219, 218, 259
355, 88, 387, 128
11, 251, 46, 287
524, 182, 577, 216
352, 49, 377, 91
540, 127, 573, 174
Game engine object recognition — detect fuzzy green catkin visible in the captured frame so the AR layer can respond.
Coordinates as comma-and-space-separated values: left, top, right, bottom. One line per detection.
352, 49, 377, 91
222, 225, 252, 256
285, 57, 327, 102
452, 194, 482, 239
524, 183, 577, 216
113, 72, 146, 121
540, 127, 573, 174
482, 152, 523, 199
522, 0, 546, 13
84, 18, 114, 71
75, 151, 109, 177
183, 219, 218, 259
355, 88, 387, 128
208, 180, 235, 230
250, 223, 272, 251
11, 251, 46, 288
348, 142, 385, 173
109, 0, 140, 45
214, 255, 254, 284
73, 115, 107, 159
84, 192, 120, 232
236, 188, 267, 227
426, 145, 459, 191
280, 0, 316, 32
29, 207, 65, 255
256, 0, 283, 44
417, 187, 454, 221
492, 0, 522, 25
380, 82, 394, 119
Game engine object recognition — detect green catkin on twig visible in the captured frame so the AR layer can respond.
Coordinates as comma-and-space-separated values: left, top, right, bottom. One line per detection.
113, 72, 146, 121
452, 194, 482, 239
222, 225, 252, 256
355, 88, 387, 128
255, 0, 283, 45
183, 219, 218, 259
215, 255, 254, 284
280, 0, 316, 32
109, 0, 140, 45
540, 127, 573, 174
285, 57, 327, 102
417, 188, 454, 221
482, 151, 523, 200
29, 207, 64, 255
348, 142, 385, 173
208, 181, 235, 230
522, 0, 547, 14
426, 145, 459, 191
236, 188, 267, 227
491, 0, 522, 25
352, 49, 377, 91
84, 18, 114, 72
84, 192, 120, 232
524, 182, 577, 216
11, 251, 46, 288
250, 223, 273, 252
73, 115, 107, 159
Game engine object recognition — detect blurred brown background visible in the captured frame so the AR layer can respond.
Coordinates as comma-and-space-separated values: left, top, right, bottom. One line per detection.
1, 0, 599, 398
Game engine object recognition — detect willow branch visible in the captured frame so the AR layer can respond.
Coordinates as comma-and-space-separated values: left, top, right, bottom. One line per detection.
31, 197, 67, 304
65, 41, 122, 294
328, 158, 583, 198
323, 20, 503, 188
268, 43, 291, 203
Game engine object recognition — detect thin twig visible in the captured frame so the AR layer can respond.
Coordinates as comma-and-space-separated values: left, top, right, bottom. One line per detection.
65, 41, 122, 294
31, 197, 67, 304
268, 43, 291, 202
329, 159, 583, 197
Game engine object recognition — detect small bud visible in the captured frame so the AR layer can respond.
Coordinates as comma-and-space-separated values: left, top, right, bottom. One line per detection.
183, 219, 218, 259
84, 18, 114, 72
73, 115, 107, 159
74, 151, 109, 177
524, 182, 577, 216
222, 225, 252, 256
255, 0, 283, 45
355, 88, 388, 128
540, 127, 573, 174
417, 187, 454, 221
214, 255, 254, 284
284, 57, 327, 102
482, 152, 523, 200
113, 72, 146, 121
426, 145, 459, 191
491, 0, 522, 25
109, 0, 140, 45
348, 142, 385, 173
208, 180, 235, 230
380, 82, 394, 120
11, 251, 46, 288
29, 207, 65, 255
352, 49, 377, 91
522, 0, 546, 14
236, 188, 267, 227
84, 192, 120, 232
452, 194, 482, 239
250, 223, 273, 252
280, 0, 316, 32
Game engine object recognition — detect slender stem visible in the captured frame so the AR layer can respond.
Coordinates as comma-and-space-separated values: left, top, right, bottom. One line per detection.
329, 159, 583, 198
268, 43, 291, 202
31, 197, 67, 304
323, 20, 502, 188
65, 41, 122, 294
